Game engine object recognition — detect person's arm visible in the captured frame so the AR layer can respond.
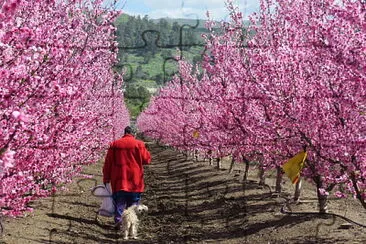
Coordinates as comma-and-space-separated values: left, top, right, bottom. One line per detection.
103, 144, 113, 184
140, 142, 151, 165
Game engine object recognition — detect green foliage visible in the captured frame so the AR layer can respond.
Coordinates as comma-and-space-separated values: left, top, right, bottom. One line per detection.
115, 14, 208, 117
124, 84, 152, 118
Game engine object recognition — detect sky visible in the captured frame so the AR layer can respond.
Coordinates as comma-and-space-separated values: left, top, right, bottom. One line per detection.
108, 0, 260, 21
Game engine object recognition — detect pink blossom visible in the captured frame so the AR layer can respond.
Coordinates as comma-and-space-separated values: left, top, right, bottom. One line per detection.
318, 188, 329, 196
334, 191, 347, 198
0, 149, 16, 169
11, 111, 29, 122
11, 111, 21, 119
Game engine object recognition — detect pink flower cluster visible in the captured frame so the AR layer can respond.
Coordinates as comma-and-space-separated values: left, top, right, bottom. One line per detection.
0, 149, 15, 175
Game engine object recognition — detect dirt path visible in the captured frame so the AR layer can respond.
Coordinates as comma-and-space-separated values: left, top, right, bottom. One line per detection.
1, 142, 366, 243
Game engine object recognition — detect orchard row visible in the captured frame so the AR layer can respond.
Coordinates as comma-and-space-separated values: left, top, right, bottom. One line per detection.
0, 0, 129, 216
137, 0, 366, 212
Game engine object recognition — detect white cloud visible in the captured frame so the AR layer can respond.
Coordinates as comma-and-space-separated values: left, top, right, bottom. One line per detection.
147, 8, 203, 19
143, 0, 251, 9
139, 0, 260, 20
143, 0, 224, 9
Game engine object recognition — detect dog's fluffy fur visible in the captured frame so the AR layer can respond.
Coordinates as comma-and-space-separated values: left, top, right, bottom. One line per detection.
121, 204, 148, 240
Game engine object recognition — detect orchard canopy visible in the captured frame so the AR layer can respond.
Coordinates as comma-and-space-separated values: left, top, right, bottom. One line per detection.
137, 0, 366, 210
0, 0, 365, 217
0, 0, 129, 216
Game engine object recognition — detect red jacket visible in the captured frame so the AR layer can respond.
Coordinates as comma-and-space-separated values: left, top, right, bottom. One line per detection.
103, 134, 151, 193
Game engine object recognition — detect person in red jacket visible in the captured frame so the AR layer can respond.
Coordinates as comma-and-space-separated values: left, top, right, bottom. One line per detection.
103, 126, 151, 227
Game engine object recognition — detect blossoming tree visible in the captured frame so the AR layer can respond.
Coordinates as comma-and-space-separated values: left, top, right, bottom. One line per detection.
137, 0, 365, 212
0, 0, 129, 216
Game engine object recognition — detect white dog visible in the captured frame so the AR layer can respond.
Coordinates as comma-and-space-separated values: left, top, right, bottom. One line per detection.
121, 204, 148, 240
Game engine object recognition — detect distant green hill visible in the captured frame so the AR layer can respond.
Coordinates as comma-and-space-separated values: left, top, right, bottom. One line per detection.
114, 14, 206, 118
151, 17, 208, 29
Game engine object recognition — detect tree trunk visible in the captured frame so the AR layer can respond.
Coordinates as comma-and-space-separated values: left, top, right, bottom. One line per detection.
350, 174, 366, 209
194, 149, 199, 162
242, 159, 250, 182
294, 178, 302, 202
315, 176, 328, 213
216, 158, 221, 169
207, 150, 213, 166
316, 187, 328, 213
258, 166, 265, 185
229, 157, 235, 174
183, 151, 188, 160
275, 166, 283, 193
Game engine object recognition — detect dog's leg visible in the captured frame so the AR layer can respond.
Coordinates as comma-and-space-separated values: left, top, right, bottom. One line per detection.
123, 222, 131, 240
131, 223, 138, 239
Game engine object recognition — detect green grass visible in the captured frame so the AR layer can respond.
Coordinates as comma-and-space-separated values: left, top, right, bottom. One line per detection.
134, 79, 157, 88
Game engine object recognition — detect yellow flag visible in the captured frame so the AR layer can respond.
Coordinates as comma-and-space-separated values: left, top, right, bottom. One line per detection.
192, 130, 200, 139
282, 151, 307, 184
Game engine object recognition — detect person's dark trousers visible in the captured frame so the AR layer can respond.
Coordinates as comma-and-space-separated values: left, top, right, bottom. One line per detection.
112, 190, 141, 224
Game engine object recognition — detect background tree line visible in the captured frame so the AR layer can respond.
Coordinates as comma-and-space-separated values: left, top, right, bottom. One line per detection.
114, 14, 206, 118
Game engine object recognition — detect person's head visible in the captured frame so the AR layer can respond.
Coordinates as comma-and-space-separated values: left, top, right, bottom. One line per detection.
124, 126, 134, 135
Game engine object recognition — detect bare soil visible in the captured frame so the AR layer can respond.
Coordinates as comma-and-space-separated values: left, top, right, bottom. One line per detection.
1, 142, 366, 243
